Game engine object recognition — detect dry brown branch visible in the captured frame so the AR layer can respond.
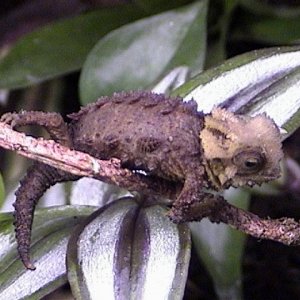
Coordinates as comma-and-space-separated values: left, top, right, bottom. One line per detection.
208, 197, 300, 246
0, 121, 300, 246
0, 122, 179, 199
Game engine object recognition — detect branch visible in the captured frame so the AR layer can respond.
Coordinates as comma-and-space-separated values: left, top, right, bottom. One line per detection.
0, 122, 178, 199
208, 197, 300, 245
1, 122, 300, 246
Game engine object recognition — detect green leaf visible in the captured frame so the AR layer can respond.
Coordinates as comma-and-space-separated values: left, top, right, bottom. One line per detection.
0, 5, 147, 90
205, 0, 239, 67
67, 197, 190, 300
232, 12, 300, 44
190, 188, 250, 299
173, 46, 300, 137
0, 205, 95, 299
240, 0, 300, 17
0, 173, 5, 209
79, 0, 207, 104
70, 177, 129, 206
135, 0, 192, 13
151, 66, 189, 93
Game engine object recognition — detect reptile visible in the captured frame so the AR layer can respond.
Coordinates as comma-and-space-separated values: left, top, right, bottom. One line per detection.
1, 90, 283, 270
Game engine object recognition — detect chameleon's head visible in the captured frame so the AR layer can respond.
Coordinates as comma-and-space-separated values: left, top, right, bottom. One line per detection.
200, 108, 283, 190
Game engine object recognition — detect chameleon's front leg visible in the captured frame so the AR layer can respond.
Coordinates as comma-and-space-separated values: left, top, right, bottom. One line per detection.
1, 111, 75, 269
169, 192, 225, 223
168, 173, 224, 223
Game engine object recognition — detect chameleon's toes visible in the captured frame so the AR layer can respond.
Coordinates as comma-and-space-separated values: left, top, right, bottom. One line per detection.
166, 207, 184, 224
0, 112, 20, 128
1, 112, 14, 123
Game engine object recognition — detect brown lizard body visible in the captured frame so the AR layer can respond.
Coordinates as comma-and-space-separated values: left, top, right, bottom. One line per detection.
1, 91, 283, 270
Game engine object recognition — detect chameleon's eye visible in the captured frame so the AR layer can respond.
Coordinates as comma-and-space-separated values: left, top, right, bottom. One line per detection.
232, 149, 266, 174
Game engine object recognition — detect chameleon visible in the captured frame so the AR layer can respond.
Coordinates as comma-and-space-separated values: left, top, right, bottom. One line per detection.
1, 91, 283, 270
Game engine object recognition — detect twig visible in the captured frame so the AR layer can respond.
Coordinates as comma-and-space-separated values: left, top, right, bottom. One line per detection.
0, 122, 300, 246
0, 122, 178, 199
208, 197, 300, 245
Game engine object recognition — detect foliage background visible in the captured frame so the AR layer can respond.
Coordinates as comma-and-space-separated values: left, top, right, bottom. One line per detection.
0, 0, 300, 299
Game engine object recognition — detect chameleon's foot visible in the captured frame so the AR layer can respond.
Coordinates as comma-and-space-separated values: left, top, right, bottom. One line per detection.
166, 207, 186, 224
0, 112, 22, 128
168, 194, 225, 224
1, 111, 72, 146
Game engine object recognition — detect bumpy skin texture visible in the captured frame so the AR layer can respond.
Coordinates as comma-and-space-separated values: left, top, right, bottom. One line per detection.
69, 91, 206, 189
69, 92, 209, 223
1, 91, 283, 270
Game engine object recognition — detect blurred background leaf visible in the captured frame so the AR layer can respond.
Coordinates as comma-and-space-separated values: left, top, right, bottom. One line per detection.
239, 0, 300, 17
205, 0, 238, 67
232, 10, 300, 45
79, 0, 207, 103
0, 1, 300, 299
0, 5, 148, 90
0, 173, 5, 209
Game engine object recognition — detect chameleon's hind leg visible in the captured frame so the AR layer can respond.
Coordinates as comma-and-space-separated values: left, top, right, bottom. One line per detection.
1, 111, 71, 146
14, 163, 79, 270
1, 111, 75, 269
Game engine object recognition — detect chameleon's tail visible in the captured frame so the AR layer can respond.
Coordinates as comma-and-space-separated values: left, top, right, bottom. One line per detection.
13, 162, 78, 270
